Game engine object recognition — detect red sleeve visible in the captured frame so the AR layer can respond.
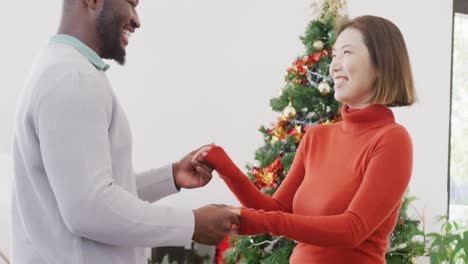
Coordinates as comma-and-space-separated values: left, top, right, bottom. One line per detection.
204, 132, 308, 212
237, 127, 413, 248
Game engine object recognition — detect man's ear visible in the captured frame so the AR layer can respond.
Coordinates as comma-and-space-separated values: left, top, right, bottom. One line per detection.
83, 0, 102, 10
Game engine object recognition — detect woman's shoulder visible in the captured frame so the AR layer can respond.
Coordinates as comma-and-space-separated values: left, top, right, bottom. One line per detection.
301, 122, 342, 144
373, 123, 412, 146
305, 120, 342, 131
304, 121, 343, 136
380, 123, 410, 136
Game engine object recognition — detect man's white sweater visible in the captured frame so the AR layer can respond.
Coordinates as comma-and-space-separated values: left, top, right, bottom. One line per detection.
11, 35, 194, 264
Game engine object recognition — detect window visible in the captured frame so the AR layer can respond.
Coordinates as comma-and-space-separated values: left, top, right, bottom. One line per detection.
449, 0, 468, 225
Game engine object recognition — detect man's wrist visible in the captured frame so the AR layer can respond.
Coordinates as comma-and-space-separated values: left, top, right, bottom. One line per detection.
172, 162, 181, 190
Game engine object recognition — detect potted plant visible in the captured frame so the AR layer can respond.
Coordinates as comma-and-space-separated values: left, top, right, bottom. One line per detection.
424, 215, 468, 263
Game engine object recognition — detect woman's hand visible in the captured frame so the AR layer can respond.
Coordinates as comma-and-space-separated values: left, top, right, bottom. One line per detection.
191, 145, 213, 168
228, 207, 241, 235
230, 207, 241, 216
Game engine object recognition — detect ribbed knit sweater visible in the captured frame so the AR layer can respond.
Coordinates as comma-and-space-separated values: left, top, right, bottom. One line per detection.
205, 104, 413, 263
11, 36, 194, 264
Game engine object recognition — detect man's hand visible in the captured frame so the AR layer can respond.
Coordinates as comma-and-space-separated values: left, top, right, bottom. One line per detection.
192, 204, 240, 245
173, 144, 214, 189
229, 207, 241, 215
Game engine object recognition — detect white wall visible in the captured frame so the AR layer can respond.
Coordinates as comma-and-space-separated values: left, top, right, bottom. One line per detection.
0, 0, 453, 257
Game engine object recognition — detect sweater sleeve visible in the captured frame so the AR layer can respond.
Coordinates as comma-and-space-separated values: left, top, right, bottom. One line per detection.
36, 72, 194, 247
204, 133, 308, 212
136, 164, 180, 203
235, 127, 413, 248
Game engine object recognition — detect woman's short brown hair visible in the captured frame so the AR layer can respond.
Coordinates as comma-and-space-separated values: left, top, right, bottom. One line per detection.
336, 15, 416, 107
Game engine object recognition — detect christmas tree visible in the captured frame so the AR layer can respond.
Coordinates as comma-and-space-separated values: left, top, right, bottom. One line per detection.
386, 194, 425, 263
222, 0, 425, 263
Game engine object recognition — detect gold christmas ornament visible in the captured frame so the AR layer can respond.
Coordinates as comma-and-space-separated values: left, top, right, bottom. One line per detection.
292, 79, 299, 87
318, 81, 331, 95
270, 136, 279, 145
313, 40, 324, 51
283, 102, 297, 119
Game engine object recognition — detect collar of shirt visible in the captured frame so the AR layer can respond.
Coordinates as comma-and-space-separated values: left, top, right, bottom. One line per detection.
49, 34, 110, 72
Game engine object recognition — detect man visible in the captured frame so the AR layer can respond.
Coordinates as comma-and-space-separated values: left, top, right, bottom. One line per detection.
11, 0, 239, 263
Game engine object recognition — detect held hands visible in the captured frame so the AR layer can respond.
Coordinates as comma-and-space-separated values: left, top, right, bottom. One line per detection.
190, 145, 241, 217
192, 204, 241, 245
191, 145, 213, 169
192, 145, 236, 179
229, 207, 241, 215
189, 146, 242, 245
173, 144, 215, 189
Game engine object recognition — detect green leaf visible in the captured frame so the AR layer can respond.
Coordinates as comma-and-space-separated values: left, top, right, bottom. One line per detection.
451, 239, 463, 261
463, 231, 468, 263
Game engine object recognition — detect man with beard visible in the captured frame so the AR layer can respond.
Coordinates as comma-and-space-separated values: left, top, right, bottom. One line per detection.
10, 0, 239, 263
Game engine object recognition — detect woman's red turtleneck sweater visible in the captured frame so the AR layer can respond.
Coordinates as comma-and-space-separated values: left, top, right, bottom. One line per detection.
205, 104, 413, 263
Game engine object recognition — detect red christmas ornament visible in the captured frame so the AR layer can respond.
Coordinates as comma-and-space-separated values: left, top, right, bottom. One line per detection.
288, 125, 304, 143
285, 50, 330, 76
299, 79, 308, 85
216, 236, 231, 264
311, 52, 322, 63
277, 117, 289, 127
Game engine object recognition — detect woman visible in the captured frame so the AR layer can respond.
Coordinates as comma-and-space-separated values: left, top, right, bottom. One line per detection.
193, 15, 416, 263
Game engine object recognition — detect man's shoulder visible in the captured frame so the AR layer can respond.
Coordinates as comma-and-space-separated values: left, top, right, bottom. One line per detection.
25, 45, 111, 112
41, 43, 101, 77
29, 44, 107, 95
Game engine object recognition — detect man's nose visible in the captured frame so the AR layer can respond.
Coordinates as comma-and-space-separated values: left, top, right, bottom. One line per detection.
131, 11, 141, 29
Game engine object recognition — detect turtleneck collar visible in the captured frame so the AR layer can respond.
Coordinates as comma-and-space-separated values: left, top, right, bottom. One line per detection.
340, 104, 395, 132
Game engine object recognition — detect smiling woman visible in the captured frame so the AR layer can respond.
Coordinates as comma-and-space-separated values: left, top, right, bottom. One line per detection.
330, 27, 379, 109
331, 15, 416, 109
192, 15, 418, 264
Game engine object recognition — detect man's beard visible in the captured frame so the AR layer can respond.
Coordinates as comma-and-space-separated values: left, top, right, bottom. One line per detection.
96, 3, 126, 65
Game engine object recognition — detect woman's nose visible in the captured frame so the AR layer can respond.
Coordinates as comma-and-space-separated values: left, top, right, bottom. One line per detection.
330, 60, 342, 74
